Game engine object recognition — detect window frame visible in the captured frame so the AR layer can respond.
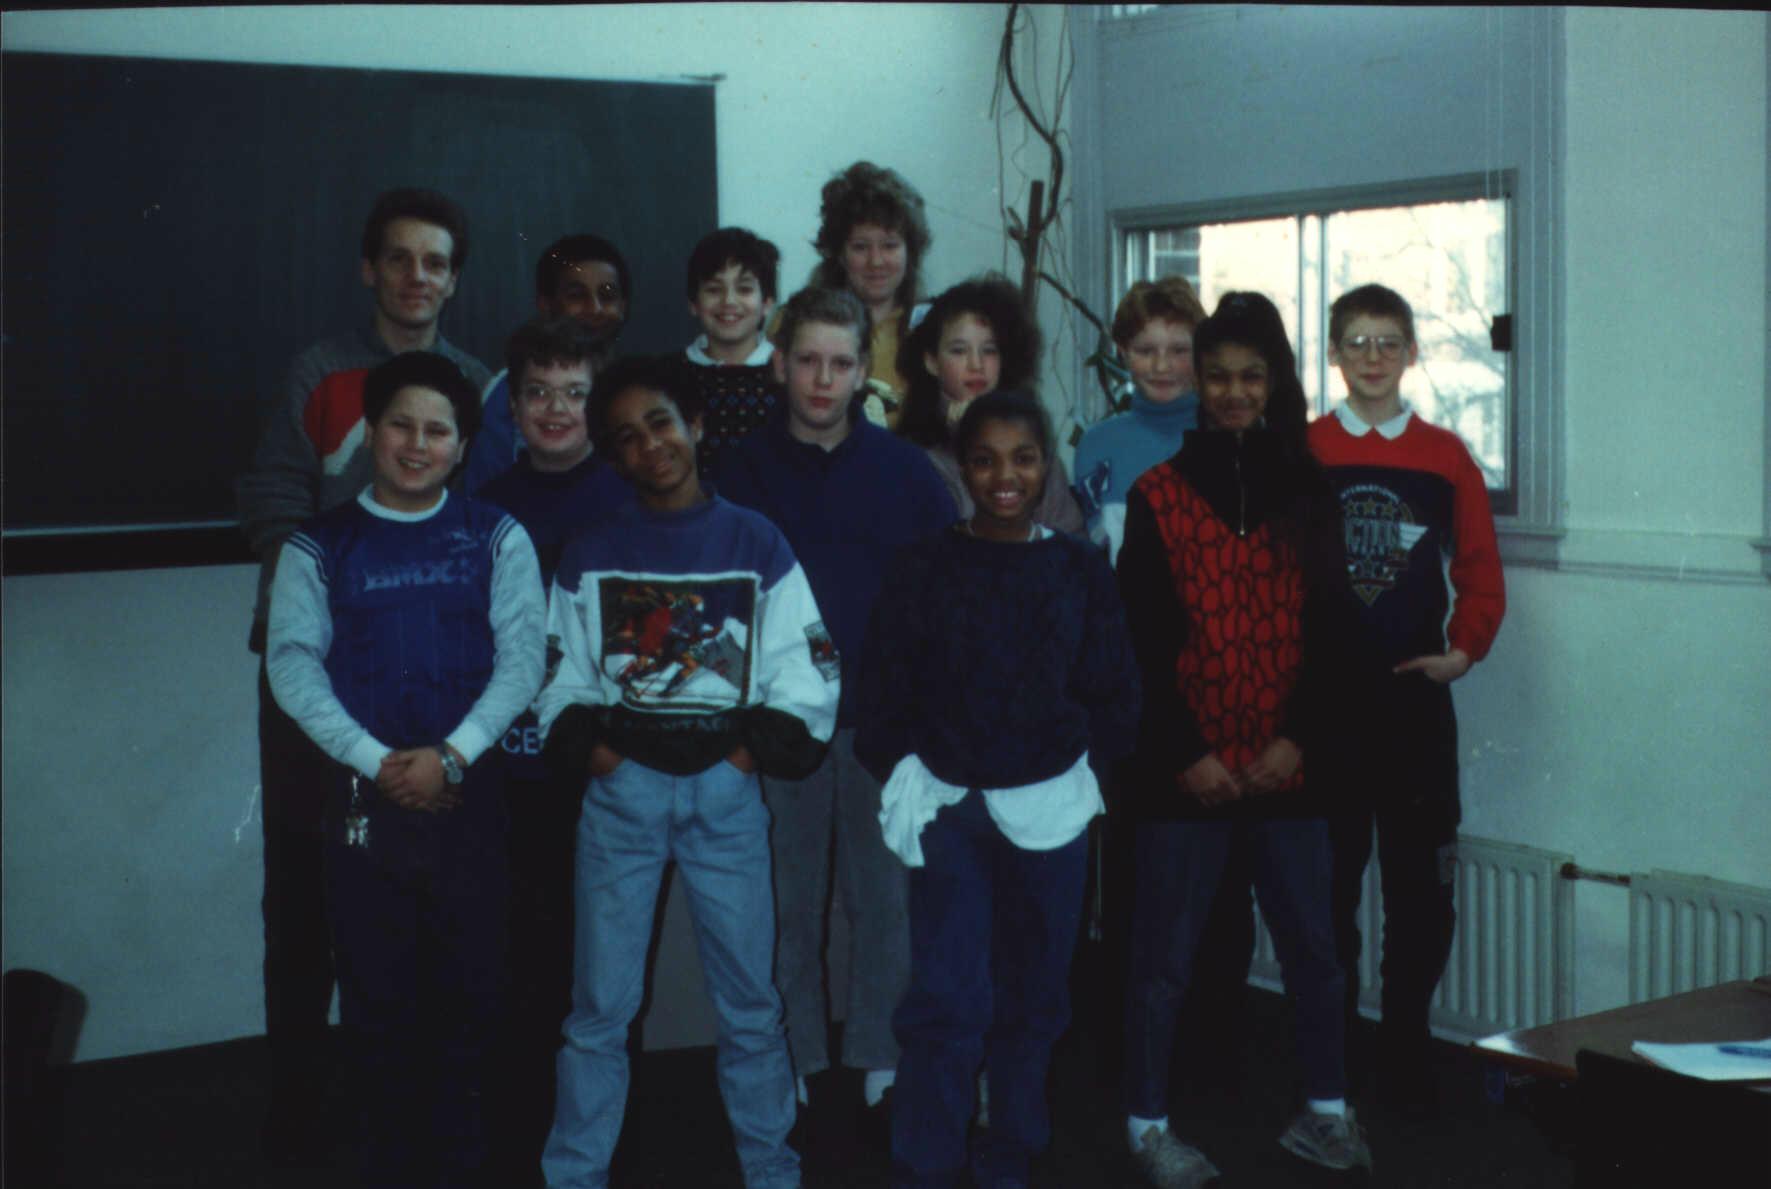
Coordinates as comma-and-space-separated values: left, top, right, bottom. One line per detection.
1068, 5, 1568, 566
1113, 172, 1521, 516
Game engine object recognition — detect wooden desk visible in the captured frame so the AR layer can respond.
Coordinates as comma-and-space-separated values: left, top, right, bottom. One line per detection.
1473, 975, 1771, 1082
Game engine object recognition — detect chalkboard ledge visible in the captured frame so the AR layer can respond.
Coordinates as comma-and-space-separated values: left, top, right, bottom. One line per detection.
3, 526, 255, 577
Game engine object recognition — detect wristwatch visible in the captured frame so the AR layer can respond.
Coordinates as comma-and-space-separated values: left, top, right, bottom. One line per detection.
437, 746, 465, 786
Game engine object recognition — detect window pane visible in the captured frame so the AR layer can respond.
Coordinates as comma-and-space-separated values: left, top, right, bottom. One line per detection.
1195, 215, 1301, 352
1324, 199, 1509, 489
1123, 192, 1510, 494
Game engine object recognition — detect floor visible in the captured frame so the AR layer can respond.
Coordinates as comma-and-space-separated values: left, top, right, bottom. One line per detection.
17, 956, 1577, 1188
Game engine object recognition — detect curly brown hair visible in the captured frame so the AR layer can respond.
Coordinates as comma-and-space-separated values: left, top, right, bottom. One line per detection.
896, 276, 1041, 449
811, 161, 931, 315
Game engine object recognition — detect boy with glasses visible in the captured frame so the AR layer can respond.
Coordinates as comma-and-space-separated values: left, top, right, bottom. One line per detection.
476, 317, 631, 1177
1309, 283, 1506, 1114
464, 234, 633, 494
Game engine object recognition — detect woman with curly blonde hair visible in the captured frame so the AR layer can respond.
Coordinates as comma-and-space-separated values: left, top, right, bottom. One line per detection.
813, 161, 933, 429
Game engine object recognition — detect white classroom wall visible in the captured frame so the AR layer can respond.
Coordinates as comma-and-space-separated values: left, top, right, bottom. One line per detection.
1466, 9, 1770, 1011
0, 2, 1067, 1062
3, 5, 1768, 1064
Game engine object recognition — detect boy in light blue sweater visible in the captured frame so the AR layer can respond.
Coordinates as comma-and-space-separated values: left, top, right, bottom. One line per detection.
1072, 276, 1207, 565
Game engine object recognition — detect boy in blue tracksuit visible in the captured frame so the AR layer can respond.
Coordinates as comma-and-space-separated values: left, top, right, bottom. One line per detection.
537, 355, 837, 1189
267, 351, 546, 1187
717, 286, 956, 1121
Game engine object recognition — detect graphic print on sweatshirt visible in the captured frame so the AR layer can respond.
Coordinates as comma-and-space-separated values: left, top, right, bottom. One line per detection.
598, 575, 755, 709
804, 621, 840, 683
1338, 481, 1429, 607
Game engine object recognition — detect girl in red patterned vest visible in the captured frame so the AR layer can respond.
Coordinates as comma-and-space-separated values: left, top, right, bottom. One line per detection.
1115, 292, 1372, 1186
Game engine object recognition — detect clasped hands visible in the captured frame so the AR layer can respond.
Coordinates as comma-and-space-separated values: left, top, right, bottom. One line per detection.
376, 745, 463, 813
1180, 737, 1301, 807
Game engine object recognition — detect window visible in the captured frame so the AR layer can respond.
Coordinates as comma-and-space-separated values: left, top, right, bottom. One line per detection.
1121, 182, 1515, 511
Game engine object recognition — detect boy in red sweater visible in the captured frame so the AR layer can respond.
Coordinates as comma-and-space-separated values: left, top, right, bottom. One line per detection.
1308, 284, 1505, 1113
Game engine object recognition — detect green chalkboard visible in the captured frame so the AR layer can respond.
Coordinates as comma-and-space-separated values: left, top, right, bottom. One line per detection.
2, 52, 716, 571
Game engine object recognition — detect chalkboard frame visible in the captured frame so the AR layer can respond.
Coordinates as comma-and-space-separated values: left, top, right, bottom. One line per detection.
2, 51, 718, 575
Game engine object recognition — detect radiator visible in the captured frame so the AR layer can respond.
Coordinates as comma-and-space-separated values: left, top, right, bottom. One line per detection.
1628, 870, 1771, 1003
1249, 832, 1574, 1040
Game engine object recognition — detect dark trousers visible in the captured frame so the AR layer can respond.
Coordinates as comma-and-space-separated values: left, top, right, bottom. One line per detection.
258, 666, 338, 1132
892, 792, 1089, 1189
1328, 798, 1458, 1058
1182, 830, 1257, 1064
325, 765, 510, 1189
1125, 818, 1346, 1117
1089, 814, 1255, 1093
495, 771, 581, 1179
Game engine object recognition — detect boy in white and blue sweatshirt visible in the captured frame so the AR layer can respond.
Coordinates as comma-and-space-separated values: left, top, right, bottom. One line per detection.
537, 355, 836, 1189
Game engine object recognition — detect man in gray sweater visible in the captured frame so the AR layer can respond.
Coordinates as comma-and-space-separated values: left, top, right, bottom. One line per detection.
236, 186, 493, 1166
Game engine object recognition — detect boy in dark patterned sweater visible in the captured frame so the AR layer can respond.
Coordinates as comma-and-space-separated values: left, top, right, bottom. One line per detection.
679, 227, 786, 475
1309, 283, 1505, 1111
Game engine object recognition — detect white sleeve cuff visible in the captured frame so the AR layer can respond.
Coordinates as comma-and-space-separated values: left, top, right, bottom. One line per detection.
347, 736, 393, 780
445, 722, 493, 768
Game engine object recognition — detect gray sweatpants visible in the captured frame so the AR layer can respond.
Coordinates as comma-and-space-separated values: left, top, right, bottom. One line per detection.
763, 727, 909, 1077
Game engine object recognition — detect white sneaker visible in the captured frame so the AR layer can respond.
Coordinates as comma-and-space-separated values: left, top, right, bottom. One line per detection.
1132, 1125, 1219, 1189
1277, 1107, 1373, 1171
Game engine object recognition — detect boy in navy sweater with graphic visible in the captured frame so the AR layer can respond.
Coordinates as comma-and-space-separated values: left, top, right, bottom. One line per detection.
475, 316, 631, 1176
267, 351, 546, 1187
717, 286, 956, 1122
538, 355, 836, 1189
1309, 283, 1505, 1110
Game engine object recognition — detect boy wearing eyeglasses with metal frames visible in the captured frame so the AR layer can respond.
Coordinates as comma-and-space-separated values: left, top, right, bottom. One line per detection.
463, 234, 634, 494
1308, 283, 1506, 1117
474, 315, 633, 1178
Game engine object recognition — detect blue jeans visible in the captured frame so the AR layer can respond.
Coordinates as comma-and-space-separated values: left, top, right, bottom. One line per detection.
1124, 817, 1346, 1117
891, 791, 1089, 1189
542, 760, 798, 1189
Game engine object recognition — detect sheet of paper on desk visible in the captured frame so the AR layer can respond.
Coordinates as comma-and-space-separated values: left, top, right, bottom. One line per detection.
1630, 1038, 1771, 1081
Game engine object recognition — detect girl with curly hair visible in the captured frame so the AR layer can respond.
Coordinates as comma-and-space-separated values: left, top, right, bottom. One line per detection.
897, 275, 1083, 536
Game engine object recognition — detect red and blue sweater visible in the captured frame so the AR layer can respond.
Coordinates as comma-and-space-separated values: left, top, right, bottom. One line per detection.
1307, 406, 1504, 667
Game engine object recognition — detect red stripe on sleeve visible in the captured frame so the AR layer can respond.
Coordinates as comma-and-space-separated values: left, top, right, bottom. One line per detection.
302, 369, 371, 461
